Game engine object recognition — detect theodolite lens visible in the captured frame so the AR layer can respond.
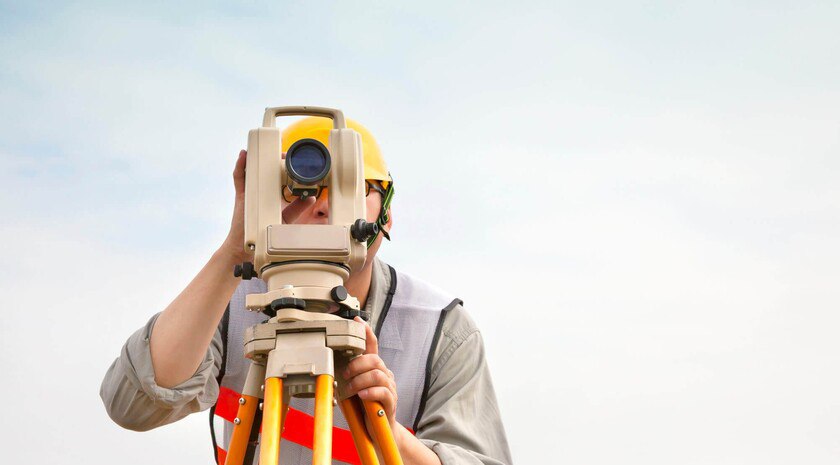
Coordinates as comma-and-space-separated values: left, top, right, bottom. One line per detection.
286, 138, 331, 184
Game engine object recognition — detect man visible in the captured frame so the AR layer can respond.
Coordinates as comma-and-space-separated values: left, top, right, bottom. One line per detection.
100, 117, 512, 465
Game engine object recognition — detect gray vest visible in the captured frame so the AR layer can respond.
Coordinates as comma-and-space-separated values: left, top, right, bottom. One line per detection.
210, 265, 461, 465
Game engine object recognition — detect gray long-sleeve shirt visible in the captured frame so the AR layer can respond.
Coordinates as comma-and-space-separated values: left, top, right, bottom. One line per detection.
101, 259, 512, 464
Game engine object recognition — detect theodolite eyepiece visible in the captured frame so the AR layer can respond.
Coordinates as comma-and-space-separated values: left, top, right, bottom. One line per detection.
286, 138, 331, 185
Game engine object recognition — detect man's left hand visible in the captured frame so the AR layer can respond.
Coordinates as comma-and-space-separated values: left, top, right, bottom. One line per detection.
343, 317, 399, 427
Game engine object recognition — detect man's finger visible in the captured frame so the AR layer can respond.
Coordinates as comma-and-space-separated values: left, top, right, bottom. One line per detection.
344, 354, 387, 379
358, 386, 395, 417
233, 150, 247, 193
346, 369, 394, 395
355, 316, 378, 355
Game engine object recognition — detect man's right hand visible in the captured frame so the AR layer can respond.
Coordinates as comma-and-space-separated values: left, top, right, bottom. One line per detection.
220, 150, 253, 264
219, 150, 319, 265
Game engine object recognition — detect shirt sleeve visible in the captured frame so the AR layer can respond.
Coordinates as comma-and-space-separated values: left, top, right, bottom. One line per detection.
415, 306, 513, 465
99, 312, 224, 431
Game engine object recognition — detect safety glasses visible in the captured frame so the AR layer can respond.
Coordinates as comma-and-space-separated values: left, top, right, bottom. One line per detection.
282, 180, 386, 203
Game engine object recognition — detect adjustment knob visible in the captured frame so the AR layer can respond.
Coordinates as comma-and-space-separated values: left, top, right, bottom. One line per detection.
331, 286, 349, 303
351, 219, 379, 243
233, 262, 256, 280
270, 297, 307, 312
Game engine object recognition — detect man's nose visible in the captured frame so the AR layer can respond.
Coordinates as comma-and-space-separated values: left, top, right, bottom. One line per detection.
313, 193, 329, 219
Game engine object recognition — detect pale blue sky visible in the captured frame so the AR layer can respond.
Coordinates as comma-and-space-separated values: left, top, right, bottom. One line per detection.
2, 2, 839, 464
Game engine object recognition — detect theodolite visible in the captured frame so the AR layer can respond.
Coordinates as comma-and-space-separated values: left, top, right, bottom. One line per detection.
224, 106, 402, 465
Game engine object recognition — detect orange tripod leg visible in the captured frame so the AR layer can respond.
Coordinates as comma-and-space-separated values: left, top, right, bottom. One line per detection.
280, 395, 290, 435
312, 374, 335, 465
224, 394, 259, 465
259, 377, 284, 465
340, 396, 380, 465
362, 400, 404, 465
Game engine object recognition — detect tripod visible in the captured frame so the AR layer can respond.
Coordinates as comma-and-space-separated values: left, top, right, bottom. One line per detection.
223, 306, 402, 465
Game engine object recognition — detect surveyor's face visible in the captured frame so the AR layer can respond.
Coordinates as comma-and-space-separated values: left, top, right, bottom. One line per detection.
281, 188, 383, 226
281, 185, 391, 262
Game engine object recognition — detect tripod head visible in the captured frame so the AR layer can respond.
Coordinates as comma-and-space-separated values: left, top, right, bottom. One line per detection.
239, 106, 378, 319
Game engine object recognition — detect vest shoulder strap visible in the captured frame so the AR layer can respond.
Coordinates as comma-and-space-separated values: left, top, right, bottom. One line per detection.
373, 264, 398, 337
413, 297, 462, 431
210, 305, 230, 464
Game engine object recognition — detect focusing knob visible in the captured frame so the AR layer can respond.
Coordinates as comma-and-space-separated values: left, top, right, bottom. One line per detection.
330, 286, 349, 303
233, 262, 256, 280
351, 219, 379, 243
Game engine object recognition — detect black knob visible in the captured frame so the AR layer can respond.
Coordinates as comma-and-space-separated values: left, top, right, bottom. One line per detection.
234, 262, 255, 280
337, 306, 371, 321
331, 286, 349, 303
351, 219, 379, 242
270, 297, 307, 311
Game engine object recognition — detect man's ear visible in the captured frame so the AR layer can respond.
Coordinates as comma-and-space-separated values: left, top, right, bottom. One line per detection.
382, 207, 393, 238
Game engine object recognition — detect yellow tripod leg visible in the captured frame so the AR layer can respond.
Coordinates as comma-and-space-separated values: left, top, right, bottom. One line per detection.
362, 400, 404, 465
312, 374, 335, 465
340, 396, 380, 465
259, 377, 284, 465
224, 394, 259, 465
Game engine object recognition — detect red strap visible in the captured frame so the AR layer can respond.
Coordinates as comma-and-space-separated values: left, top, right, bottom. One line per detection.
215, 386, 414, 465
285, 408, 360, 464
215, 386, 242, 424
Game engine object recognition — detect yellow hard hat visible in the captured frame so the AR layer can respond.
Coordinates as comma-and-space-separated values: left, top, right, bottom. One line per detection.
281, 116, 391, 188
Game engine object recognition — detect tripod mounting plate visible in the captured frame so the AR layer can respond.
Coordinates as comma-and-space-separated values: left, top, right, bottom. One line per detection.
244, 309, 367, 364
